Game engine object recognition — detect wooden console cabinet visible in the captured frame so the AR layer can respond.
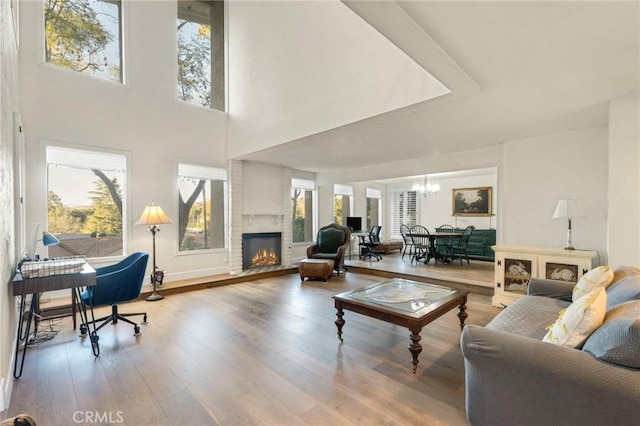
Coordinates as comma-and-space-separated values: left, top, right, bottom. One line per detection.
491, 245, 599, 308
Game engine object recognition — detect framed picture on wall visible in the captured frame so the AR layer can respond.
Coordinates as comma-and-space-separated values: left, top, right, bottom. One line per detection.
452, 186, 492, 216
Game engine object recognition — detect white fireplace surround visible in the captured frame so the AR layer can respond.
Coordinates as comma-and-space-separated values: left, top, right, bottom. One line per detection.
229, 160, 293, 274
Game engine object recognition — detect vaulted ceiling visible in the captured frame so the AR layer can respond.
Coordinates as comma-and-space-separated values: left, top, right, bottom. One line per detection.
238, 1, 640, 175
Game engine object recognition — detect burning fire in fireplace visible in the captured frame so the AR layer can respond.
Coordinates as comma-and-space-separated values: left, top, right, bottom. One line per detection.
251, 248, 280, 268
242, 232, 282, 270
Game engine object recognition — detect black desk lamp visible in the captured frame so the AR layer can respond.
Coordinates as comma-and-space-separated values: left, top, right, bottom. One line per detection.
136, 202, 173, 301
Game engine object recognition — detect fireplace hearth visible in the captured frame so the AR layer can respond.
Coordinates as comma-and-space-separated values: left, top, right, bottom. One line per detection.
242, 232, 282, 270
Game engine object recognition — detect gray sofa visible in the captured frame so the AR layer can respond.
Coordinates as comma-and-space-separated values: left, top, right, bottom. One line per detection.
461, 266, 640, 426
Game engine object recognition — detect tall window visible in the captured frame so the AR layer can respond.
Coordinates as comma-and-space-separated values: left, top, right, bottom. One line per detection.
291, 178, 314, 244
177, 0, 226, 111
46, 146, 127, 258
334, 184, 353, 226
44, 0, 122, 83
391, 190, 417, 238
366, 188, 382, 230
178, 164, 228, 251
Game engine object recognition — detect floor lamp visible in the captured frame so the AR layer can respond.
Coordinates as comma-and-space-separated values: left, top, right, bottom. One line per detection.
136, 202, 173, 301
552, 199, 584, 250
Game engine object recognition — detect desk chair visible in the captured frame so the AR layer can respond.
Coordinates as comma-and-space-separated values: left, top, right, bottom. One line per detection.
359, 226, 382, 261
80, 252, 149, 338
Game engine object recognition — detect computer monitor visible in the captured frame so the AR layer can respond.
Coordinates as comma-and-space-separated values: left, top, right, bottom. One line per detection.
346, 217, 362, 231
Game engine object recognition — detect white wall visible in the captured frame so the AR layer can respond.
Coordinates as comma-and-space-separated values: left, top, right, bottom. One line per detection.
227, 0, 448, 157
320, 128, 610, 261
0, 0, 20, 411
417, 169, 497, 231
18, 1, 230, 281
608, 93, 640, 268
500, 127, 609, 261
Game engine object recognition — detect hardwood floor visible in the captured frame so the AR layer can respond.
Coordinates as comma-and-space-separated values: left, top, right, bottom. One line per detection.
8, 258, 501, 425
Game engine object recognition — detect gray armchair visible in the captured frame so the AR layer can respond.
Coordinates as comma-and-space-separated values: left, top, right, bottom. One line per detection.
306, 223, 351, 275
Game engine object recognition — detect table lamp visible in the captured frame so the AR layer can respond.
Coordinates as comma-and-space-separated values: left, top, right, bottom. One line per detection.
552, 199, 584, 250
136, 202, 173, 301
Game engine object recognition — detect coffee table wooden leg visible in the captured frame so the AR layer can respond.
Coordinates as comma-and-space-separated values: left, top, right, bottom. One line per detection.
335, 306, 345, 342
457, 297, 468, 330
408, 328, 422, 374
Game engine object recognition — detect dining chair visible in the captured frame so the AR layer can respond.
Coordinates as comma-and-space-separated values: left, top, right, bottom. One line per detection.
400, 224, 415, 260
435, 224, 455, 262
409, 225, 431, 264
448, 226, 475, 265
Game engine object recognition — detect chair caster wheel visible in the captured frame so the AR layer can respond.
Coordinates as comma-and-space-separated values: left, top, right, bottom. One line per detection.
134, 326, 141, 336
141, 314, 147, 324
79, 325, 87, 336
90, 333, 99, 344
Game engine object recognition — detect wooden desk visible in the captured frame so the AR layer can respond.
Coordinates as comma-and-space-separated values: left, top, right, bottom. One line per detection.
349, 231, 370, 260
12, 262, 99, 379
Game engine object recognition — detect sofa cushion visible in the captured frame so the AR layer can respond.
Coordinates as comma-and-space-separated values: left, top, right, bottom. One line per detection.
543, 287, 607, 348
487, 295, 570, 340
572, 265, 614, 302
612, 265, 640, 284
606, 273, 640, 310
317, 228, 345, 253
583, 301, 640, 368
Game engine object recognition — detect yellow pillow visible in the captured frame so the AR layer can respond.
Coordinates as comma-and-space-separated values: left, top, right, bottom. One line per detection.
572, 265, 614, 302
543, 287, 607, 348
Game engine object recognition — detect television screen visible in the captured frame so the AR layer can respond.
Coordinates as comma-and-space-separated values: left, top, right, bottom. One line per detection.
346, 217, 362, 231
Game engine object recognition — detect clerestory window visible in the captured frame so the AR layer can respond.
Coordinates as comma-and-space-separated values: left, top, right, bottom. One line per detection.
177, 0, 226, 111
44, 0, 123, 83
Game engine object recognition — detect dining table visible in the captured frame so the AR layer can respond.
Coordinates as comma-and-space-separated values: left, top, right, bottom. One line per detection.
409, 231, 462, 264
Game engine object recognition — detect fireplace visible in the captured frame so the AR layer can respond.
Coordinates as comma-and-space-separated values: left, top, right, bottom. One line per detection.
242, 232, 282, 270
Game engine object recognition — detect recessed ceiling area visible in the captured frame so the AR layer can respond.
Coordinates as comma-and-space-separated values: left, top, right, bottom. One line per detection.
236, 1, 639, 178
227, 0, 451, 161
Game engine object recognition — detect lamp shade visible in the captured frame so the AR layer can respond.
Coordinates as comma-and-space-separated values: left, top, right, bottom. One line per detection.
552, 199, 584, 219
136, 203, 173, 226
42, 230, 60, 247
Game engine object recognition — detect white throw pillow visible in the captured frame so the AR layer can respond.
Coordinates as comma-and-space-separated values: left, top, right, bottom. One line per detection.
572, 265, 614, 302
543, 287, 607, 348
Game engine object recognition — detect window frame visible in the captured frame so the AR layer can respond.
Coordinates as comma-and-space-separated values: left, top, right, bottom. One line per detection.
391, 190, 418, 239
177, 163, 229, 254
291, 178, 316, 245
45, 143, 129, 261
41, 0, 126, 84
333, 184, 353, 227
366, 187, 382, 231
176, 0, 227, 112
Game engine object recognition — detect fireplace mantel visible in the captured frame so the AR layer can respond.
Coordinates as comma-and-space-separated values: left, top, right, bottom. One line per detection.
242, 213, 283, 225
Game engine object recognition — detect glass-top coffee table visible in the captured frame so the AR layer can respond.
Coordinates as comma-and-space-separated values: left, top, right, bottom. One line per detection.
333, 278, 469, 373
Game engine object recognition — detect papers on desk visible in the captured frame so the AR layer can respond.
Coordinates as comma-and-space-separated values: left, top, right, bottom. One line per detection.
20, 257, 86, 278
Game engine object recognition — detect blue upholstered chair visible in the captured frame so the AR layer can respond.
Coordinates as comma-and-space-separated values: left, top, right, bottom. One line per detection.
80, 252, 149, 337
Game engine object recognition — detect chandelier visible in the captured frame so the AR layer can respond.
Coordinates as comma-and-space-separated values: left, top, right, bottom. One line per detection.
412, 176, 440, 197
